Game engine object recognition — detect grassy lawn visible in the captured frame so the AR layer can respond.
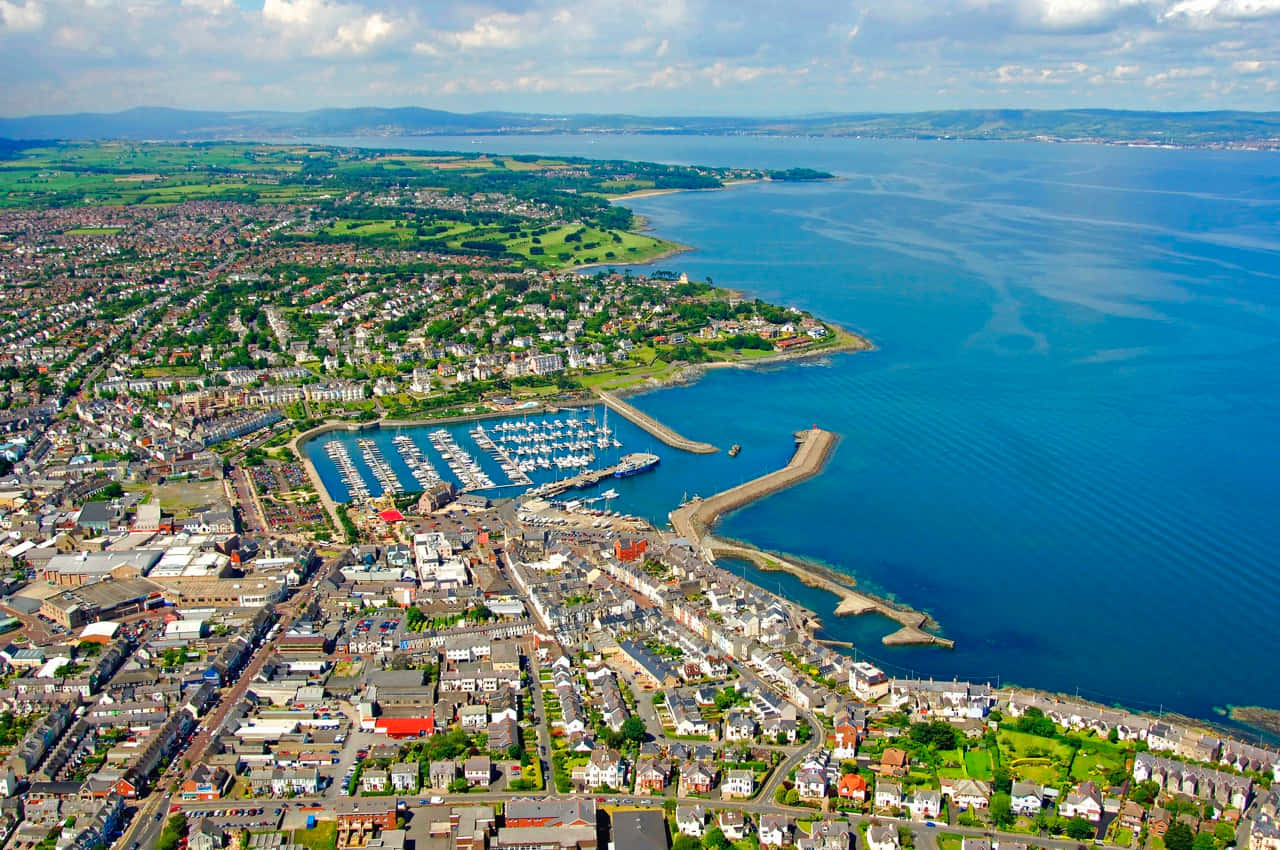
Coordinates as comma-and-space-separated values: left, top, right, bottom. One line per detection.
1070, 743, 1127, 782
937, 833, 965, 850
964, 748, 994, 780
291, 822, 337, 850
998, 730, 1076, 784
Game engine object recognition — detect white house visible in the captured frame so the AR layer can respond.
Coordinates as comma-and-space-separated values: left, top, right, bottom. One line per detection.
908, 789, 942, 820
722, 769, 755, 799
876, 782, 904, 810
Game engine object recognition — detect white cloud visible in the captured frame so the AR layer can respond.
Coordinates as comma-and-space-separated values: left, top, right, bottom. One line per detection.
1162, 0, 1280, 20
452, 11, 525, 49
1231, 58, 1269, 72
0, 0, 45, 31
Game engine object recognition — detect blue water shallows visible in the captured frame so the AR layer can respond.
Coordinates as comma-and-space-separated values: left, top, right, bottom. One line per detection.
304, 134, 1280, 725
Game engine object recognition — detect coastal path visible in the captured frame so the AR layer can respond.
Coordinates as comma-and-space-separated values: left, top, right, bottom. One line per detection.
597, 390, 718, 454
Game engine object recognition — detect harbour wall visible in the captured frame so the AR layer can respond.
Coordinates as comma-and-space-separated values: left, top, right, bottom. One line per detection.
597, 390, 718, 454
669, 427, 952, 649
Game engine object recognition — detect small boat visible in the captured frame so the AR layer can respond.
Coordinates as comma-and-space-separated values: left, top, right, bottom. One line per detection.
729, 444, 742, 457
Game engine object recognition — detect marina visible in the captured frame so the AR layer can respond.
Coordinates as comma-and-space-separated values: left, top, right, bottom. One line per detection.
471, 424, 533, 486
392, 433, 444, 490
324, 440, 370, 502
429, 428, 496, 491
357, 437, 404, 496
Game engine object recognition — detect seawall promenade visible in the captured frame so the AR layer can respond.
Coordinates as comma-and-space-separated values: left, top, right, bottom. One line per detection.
670, 427, 953, 649
597, 390, 718, 454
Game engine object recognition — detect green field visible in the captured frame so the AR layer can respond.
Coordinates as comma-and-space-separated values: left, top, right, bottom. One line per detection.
290, 822, 337, 850
0, 139, 760, 269
1069, 742, 1128, 782
964, 748, 994, 780
998, 729, 1076, 783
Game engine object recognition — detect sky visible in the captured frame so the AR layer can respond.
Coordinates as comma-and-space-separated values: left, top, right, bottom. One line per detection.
1, 0, 1279, 116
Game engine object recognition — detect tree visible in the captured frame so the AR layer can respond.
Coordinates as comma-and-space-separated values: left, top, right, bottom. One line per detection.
784, 789, 800, 806
1066, 818, 1096, 840
1192, 833, 1217, 850
506, 743, 523, 761
909, 721, 959, 751
674, 837, 702, 850
1108, 728, 1120, 744
992, 765, 1014, 795
1014, 707, 1059, 738
1165, 822, 1195, 850
703, 827, 729, 850
448, 777, 470, 794
990, 793, 1015, 828
1131, 780, 1160, 805
622, 715, 647, 744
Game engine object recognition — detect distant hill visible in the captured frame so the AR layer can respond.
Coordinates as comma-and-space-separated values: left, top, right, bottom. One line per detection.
2, 106, 1279, 147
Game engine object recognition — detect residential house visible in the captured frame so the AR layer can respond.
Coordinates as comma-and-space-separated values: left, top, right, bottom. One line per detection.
866, 824, 900, 850
1011, 782, 1043, 816
680, 762, 715, 796
942, 778, 991, 810
908, 789, 942, 820
722, 769, 755, 800
636, 759, 671, 793
797, 821, 852, 850
464, 756, 492, 787
1060, 782, 1103, 822
429, 760, 457, 789
878, 748, 910, 777
577, 749, 625, 790
1119, 801, 1146, 832
362, 769, 389, 793
1149, 809, 1173, 839
725, 711, 756, 743
189, 821, 225, 850
1249, 814, 1280, 850
796, 767, 828, 800
676, 806, 707, 838
390, 763, 418, 792
759, 815, 794, 848
717, 812, 748, 841
875, 782, 904, 810
836, 774, 868, 801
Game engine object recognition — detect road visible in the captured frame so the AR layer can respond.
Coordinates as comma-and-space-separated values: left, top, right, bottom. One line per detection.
172, 559, 336, 791
230, 466, 268, 535
168, 790, 1121, 850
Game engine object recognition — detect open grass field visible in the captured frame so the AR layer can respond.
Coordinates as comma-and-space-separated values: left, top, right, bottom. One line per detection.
321, 215, 680, 270
999, 729, 1076, 783
965, 748, 994, 780
291, 822, 337, 850
1070, 741, 1128, 782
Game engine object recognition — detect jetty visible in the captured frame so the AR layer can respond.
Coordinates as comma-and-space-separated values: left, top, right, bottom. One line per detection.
670, 427, 953, 649
597, 390, 718, 454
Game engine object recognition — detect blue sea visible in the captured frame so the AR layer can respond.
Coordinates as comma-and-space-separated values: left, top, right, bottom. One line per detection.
305, 134, 1280, 729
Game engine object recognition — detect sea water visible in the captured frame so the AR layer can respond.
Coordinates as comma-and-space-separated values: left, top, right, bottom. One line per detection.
305, 134, 1280, 728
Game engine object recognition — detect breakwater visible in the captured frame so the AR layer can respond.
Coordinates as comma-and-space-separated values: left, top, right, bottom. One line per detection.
670, 427, 952, 648
597, 390, 718, 454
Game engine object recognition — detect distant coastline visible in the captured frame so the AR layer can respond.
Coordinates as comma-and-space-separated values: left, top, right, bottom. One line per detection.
7, 106, 1280, 150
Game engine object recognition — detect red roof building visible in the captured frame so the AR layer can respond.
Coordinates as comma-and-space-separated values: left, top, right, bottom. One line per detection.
374, 715, 435, 738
